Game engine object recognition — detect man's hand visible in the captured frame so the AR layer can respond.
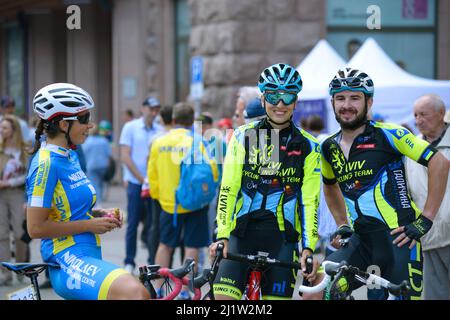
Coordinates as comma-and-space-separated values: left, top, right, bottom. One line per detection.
391, 215, 433, 249
330, 224, 353, 249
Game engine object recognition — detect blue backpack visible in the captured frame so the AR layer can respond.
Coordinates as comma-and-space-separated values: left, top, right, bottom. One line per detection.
173, 133, 219, 226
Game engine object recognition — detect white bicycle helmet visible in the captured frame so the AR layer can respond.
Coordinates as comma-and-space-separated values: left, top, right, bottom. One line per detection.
33, 83, 95, 120
329, 68, 374, 97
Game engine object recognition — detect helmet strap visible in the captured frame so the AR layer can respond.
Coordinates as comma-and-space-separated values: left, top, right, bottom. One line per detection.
65, 121, 77, 150
57, 121, 77, 150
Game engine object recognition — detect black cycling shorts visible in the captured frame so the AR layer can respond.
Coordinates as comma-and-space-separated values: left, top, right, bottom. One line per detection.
326, 229, 423, 300
213, 226, 299, 300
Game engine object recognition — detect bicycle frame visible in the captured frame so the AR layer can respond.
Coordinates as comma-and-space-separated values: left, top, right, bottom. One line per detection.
204, 243, 306, 300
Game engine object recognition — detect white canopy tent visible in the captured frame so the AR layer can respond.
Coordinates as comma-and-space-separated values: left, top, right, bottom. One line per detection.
294, 39, 346, 133
348, 38, 450, 132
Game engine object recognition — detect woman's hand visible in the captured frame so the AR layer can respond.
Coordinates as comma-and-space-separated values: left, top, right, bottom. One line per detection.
92, 208, 123, 228
88, 216, 122, 234
300, 249, 319, 283
209, 240, 228, 262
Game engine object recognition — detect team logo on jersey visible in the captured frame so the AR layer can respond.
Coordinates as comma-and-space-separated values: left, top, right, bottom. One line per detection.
395, 129, 405, 138
330, 146, 346, 175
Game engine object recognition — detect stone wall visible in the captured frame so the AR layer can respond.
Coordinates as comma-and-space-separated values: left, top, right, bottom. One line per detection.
189, 0, 325, 117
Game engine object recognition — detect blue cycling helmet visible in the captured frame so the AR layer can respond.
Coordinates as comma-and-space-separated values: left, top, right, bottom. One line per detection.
329, 67, 374, 97
258, 63, 302, 94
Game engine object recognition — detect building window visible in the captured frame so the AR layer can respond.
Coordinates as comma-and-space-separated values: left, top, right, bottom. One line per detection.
174, 0, 191, 101
5, 21, 26, 117
327, 0, 437, 78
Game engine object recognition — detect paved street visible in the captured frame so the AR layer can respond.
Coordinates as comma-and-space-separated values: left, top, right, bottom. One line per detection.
1, 183, 365, 300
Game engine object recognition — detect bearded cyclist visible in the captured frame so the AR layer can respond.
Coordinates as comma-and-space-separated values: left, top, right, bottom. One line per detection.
209, 63, 320, 300
320, 68, 450, 300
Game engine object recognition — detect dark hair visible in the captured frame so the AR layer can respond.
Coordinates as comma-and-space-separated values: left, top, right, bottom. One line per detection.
307, 115, 325, 132
172, 102, 194, 127
196, 112, 214, 125
160, 105, 173, 125
30, 118, 62, 155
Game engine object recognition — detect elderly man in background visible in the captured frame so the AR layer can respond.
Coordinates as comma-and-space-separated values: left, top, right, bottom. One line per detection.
405, 94, 450, 300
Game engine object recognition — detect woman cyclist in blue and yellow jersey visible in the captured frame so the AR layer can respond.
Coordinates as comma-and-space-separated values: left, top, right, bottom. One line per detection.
26, 83, 150, 300
209, 63, 321, 300
320, 68, 450, 300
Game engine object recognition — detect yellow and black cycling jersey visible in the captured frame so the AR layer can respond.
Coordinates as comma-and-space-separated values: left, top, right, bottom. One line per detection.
216, 118, 320, 251
321, 120, 438, 233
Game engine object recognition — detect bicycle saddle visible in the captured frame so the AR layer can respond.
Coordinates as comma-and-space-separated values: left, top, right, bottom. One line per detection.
1, 262, 60, 274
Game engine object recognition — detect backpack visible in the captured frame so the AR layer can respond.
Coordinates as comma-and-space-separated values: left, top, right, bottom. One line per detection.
173, 133, 219, 226
103, 157, 116, 182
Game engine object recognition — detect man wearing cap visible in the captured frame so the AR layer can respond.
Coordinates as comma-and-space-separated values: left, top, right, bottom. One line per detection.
119, 96, 163, 274
0, 96, 31, 145
243, 98, 266, 124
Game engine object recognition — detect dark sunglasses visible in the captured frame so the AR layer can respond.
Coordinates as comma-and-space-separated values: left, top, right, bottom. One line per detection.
330, 77, 362, 90
62, 112, 91, 124
264, 92, 297, 106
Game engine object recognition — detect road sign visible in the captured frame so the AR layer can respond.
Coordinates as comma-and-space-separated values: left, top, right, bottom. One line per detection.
190, 56, 204, 100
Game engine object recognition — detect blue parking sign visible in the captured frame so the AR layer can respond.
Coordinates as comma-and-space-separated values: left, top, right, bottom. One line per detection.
190, 56, 204, 99
191, 56, 203, 83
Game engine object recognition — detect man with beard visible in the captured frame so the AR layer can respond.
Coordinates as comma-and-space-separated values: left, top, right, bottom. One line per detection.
319, 68, 450, 300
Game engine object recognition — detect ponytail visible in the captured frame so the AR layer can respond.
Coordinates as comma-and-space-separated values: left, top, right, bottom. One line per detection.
30, 120, 45, 155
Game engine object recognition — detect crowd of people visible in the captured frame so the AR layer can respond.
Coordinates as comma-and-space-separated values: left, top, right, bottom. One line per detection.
0, 62, 449, 301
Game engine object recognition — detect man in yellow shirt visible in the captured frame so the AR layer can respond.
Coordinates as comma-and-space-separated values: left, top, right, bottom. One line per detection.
147, 102, 219, 299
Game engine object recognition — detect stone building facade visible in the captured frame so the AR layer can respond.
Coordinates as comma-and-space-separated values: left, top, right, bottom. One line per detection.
189, 0, 325, 117
0, 0, 449, 142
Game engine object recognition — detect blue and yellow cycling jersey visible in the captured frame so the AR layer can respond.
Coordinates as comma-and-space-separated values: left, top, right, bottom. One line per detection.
26, 144, 100, 261
321, 121, 438, 233
216, 119, 320, 250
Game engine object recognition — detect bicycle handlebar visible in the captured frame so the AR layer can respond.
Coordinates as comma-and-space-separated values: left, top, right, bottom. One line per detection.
298, 260, 410, 299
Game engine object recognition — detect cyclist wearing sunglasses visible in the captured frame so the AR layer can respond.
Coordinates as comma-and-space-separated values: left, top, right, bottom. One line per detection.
319, 68, 450, 299
26, 83, 150, 300
209, 63, 321, 300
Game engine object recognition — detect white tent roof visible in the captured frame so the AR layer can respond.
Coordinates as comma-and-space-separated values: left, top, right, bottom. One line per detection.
348, 38, 450, 129
297, 39, 346, 100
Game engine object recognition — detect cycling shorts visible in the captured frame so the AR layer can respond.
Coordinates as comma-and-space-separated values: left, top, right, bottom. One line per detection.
47, 244, 128, 300
325, 229, 423, 300
213, 225, 299, 300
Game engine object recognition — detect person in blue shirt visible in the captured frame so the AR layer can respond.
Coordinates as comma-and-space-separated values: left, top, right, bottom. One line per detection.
82, 124, 112, 206
26, 83, 149, 300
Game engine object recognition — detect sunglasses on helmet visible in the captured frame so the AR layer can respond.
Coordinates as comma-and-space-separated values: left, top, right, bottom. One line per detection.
330, 77, 363, 90
62, 112, 91, 124
264, 92, 297, 106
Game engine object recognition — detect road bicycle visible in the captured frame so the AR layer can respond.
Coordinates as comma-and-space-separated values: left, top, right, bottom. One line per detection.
298, 260, 410, 300
194, 242, 312, 300
1, 259, 199, 300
